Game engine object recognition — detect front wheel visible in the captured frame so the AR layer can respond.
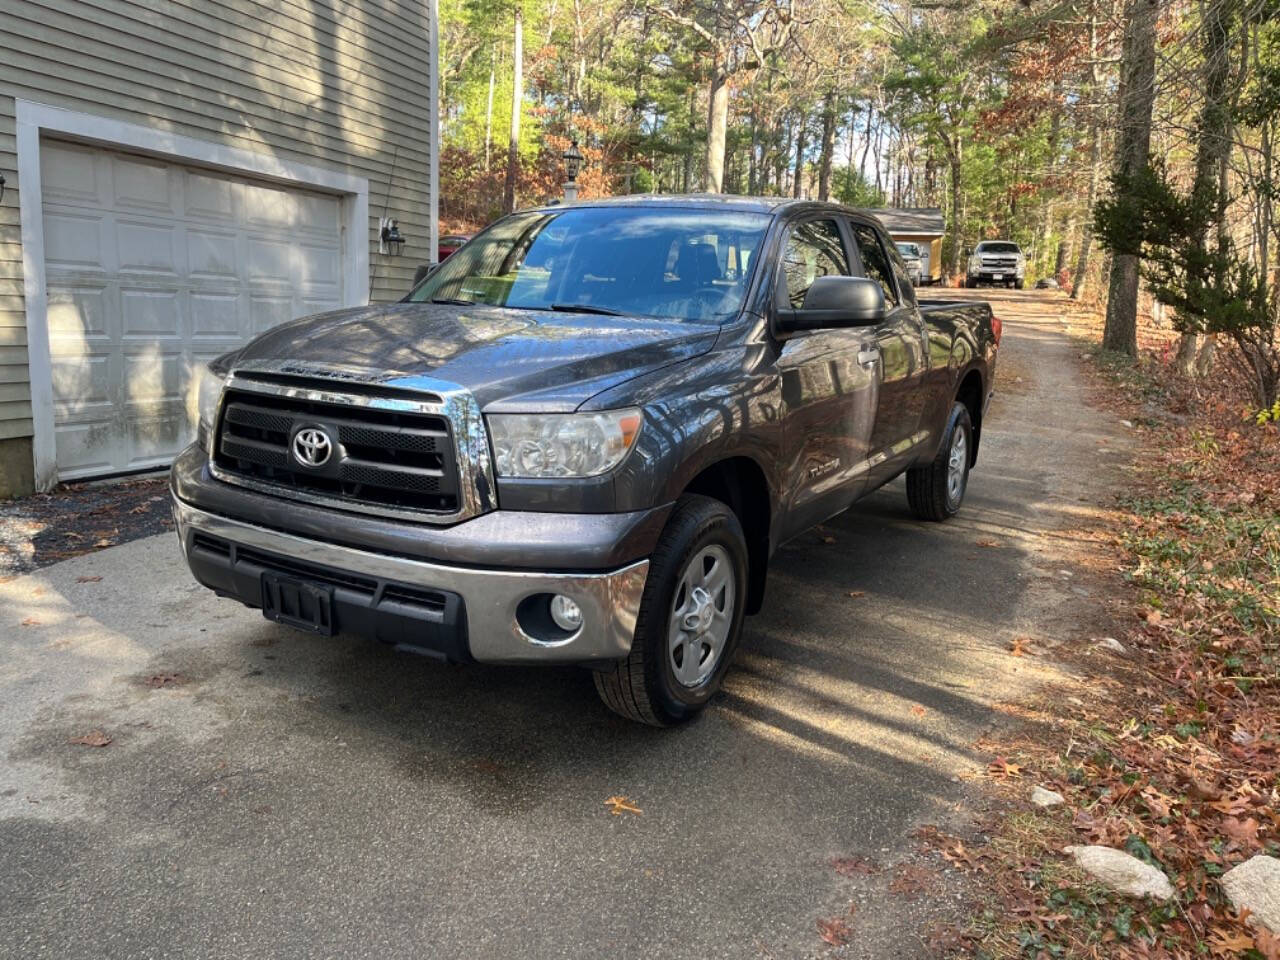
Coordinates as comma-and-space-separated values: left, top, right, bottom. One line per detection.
593, 495, 748, 726
1014, 279, 1025, 290
906, 402, 973, 521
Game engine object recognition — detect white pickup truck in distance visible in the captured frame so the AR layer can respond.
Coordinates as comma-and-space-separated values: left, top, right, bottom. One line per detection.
966, 241, 1025, 289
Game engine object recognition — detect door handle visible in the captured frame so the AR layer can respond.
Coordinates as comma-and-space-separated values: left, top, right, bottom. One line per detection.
858, 347, 880, 368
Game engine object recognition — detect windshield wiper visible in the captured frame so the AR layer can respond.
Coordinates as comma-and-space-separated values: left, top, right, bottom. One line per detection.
430, 297, 475, 306
549, 303, 626, 317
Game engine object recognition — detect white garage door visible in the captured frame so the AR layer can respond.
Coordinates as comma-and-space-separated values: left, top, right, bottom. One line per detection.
40, 140, 345, 479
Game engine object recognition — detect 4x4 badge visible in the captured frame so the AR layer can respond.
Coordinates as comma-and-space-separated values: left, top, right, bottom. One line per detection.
292, 427, 332, 467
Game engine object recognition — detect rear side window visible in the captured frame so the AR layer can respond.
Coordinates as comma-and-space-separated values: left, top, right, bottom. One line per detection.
780, 219, 849, 309
849, 223, 899, 307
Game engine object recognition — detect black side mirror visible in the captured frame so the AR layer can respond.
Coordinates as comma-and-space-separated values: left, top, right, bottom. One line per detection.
777, 276, 887, 332
412, 262, 437, 288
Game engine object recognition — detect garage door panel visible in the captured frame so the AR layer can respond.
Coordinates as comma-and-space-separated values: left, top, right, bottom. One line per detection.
47, 286, 112, 341
249, 295, 293, 335
54, 421, 119, 477
124, 350, 183, 404
188, 229, 238, 279
119, 288, 182, 339
40, 142, 106, 208
116, 221, 180, 275
112, 155, 177, 216
126, 411, 186, 468
43, 141, 345, 479
44, 212, 109, 271
191, 292, 242, 338
185, 172, 237, 222
50, 354, 113, 415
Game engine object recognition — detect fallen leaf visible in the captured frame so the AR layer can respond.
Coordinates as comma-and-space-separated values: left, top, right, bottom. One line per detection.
831, 856, 877, 877
888, 864, 935, 900
847, 590, 865, 598
20, 617, 40, 626
604, 795, 642, 816
910, 704, 927, 717
816, 916, 852, 946
68, 730, 112, 747
1010, 636, 1030, 657
988, 756, 1023, 779
75, 575, 103, 583
94, 538, 114, 548
144, 673, 188, 689
975, 538, 1002, 548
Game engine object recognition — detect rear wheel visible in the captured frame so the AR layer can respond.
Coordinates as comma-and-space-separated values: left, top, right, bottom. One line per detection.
906, 402, 973, 522
593, 495, 748, 726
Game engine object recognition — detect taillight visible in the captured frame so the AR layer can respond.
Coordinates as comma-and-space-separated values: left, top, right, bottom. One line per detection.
991, 314, 1002, 345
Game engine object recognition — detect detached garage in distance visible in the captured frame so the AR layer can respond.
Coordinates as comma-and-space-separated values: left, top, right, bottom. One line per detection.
865, 207, 945, 286
0, 0, 441, 497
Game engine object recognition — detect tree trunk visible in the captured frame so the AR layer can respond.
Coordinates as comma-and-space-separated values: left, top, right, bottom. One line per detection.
502, 4, 523, 215
792, 114, 807, 199
859, 106, 874, 186
817, 94, 837, 201
947, 139, 963, 277
1071, 13, 1102, 302
705, 61, 729, 193
484, 46, 496, 172
1175, 0, 1238, 374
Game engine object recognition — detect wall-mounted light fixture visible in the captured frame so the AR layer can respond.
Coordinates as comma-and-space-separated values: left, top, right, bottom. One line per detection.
379, 217, 405, 256
562, 140, 584, 203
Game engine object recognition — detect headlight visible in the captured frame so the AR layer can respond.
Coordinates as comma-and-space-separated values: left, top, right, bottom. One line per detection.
968, 255, 981, 271
487, 409, 643, 478
186, 363, 227, 449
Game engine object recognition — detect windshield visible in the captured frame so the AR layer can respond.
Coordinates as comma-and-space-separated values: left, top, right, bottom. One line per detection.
976, 242, 1021, 254
408, 207, 772, 323
896, 242, 921, 257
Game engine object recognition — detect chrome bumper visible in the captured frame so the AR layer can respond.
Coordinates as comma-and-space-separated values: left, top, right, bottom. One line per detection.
172, 497, 648, 664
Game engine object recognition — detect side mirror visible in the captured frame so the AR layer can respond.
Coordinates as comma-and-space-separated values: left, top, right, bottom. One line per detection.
412, 262, 438, 288
776, 276, 886, 332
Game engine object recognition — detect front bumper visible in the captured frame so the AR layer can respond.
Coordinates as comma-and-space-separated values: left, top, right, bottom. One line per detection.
173, 497, 649, 664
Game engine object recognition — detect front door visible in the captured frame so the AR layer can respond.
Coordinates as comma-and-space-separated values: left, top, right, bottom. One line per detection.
774, 218, 878, 542
848, 220, 929, 486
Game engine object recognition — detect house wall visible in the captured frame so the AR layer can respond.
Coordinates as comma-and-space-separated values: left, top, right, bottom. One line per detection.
0, 0, 437, 497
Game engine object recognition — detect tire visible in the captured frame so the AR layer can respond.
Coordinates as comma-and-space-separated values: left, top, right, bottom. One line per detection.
593, 495, 749, 726
906, 402, 973, 522
1014, 279, 1025, 290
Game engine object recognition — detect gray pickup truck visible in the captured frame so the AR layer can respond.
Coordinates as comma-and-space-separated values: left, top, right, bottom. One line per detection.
172, 196, 999, 725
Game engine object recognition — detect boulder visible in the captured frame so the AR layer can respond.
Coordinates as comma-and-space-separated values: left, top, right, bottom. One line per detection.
1064, 845, 1174, 900
1031, 786, 1066, 808
1221, 855, 1280, 932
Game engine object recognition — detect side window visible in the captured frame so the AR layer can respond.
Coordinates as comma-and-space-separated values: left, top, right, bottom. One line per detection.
850, 223, 899, 307
780, 219, 849, 309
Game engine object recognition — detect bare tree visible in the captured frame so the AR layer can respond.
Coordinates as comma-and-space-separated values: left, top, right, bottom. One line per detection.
651, 0, 799, 192
503, 3, 524, 214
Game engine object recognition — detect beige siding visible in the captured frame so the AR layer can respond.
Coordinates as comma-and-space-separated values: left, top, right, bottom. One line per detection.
0, 0, 435, 448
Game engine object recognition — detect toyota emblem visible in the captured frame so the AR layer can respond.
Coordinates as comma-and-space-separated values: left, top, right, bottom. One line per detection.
292, 427, 333, 467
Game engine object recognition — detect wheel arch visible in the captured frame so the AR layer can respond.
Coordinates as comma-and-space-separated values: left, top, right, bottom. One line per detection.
680, 456, 772, 615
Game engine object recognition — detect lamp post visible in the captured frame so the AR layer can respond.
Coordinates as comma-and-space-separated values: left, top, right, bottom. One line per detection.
562, 139, 583, 203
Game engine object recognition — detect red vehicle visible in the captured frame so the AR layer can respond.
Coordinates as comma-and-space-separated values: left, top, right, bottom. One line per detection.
438, 234, 472, 262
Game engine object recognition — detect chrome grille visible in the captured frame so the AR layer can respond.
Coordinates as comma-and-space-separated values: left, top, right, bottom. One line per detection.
213, 388, 459, 515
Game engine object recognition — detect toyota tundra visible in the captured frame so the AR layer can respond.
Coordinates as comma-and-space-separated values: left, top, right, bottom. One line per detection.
172, 196, 999, 725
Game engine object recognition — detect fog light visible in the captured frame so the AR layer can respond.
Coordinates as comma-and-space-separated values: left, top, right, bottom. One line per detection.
549, 595, 583, 632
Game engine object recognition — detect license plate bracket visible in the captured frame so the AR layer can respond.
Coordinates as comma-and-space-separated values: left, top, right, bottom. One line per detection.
261, 572, 336, 635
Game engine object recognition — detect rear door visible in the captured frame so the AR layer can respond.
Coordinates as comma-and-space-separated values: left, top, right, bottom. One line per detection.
847, 219, 929, 484
774, 216, 878, 541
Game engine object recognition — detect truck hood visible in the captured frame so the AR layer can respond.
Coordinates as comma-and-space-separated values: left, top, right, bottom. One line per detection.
225, 302, 719, 411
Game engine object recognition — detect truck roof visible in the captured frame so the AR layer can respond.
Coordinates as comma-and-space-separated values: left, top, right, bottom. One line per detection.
523, 193, 877, 219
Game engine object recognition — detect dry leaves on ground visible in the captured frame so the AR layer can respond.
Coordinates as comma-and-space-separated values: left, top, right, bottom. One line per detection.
68, 730, 112, 747
604, 795, 642, 816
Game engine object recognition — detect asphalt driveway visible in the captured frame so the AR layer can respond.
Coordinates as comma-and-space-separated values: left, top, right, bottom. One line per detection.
0, 289, 1129, 960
